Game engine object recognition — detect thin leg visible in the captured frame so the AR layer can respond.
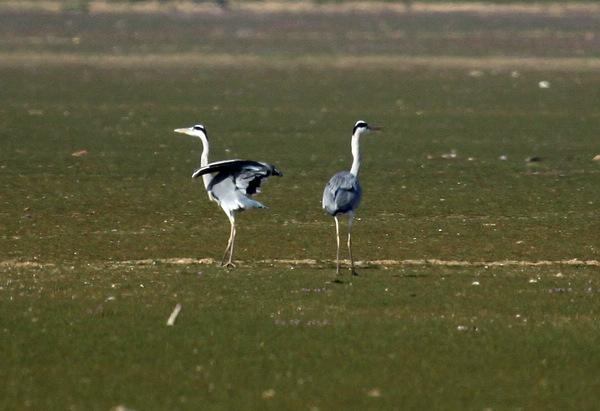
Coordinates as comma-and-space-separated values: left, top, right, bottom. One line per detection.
334, 216, 341, 275
221, 211, 237, 267
348, 214, 358, 276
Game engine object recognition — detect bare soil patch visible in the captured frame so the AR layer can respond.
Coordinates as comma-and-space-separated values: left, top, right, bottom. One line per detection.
2, 52, 600, 71
2, 1, 600, 15
3, 257, 599, 269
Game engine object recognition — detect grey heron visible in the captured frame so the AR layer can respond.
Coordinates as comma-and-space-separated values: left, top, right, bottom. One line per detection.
174, 124, 283, 267
322, 120, 382, 276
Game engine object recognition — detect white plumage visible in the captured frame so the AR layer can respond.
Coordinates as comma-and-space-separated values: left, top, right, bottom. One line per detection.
175, 125, 283, 267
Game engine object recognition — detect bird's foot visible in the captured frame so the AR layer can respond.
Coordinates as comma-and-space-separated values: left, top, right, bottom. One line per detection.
221, 261, 236, 268
350, 269, 360, 276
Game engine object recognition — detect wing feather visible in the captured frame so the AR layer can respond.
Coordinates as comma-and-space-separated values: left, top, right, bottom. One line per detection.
194, 159, 283, 196
192, 159, 272, 178
322, 172, 362, 216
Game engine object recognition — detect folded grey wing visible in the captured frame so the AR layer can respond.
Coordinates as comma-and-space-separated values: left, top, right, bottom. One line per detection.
322, 172, 361, 216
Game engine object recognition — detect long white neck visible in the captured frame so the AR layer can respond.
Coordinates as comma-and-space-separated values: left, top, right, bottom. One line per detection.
349, 130, 362, 177
197, 132, 212, 190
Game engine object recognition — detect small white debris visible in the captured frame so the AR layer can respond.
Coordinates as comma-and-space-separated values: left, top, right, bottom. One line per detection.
166, 303, 182, 326
538, 81, 550, 88
441, 149, 457, 158
472, 281, 480, 286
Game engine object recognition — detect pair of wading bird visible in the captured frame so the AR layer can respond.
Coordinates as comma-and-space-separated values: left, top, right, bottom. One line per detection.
174, 120, 382, 276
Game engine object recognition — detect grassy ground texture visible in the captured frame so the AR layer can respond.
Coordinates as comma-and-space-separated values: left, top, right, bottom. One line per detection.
1, 2, 600, 410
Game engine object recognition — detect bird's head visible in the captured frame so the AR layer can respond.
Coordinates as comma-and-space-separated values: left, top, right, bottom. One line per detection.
353, 120, 383, 135
174, 124, 209, 139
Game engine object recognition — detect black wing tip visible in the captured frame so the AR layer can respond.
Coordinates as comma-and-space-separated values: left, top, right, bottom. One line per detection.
190, 160, 283, 178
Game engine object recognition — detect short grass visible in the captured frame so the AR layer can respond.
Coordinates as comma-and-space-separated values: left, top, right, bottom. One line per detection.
4, 263, 600, 410
1, 3, 600, 410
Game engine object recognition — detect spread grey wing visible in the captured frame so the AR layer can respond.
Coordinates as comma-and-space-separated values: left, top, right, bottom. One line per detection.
192, 159, 283, 195
192, 159, 267, 179
233, 163, 283, 195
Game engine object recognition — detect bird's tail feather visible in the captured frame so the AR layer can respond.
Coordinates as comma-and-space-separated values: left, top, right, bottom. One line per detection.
238, 197, 267, 210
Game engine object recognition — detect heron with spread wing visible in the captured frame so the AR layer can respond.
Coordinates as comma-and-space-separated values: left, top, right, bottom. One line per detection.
174, 125, 283, 267
322, 120, 382, 276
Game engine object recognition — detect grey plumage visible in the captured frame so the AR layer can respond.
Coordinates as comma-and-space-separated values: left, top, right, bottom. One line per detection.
322, 120, 382, 276
322, 171, 362, 217
174, 125, 282, 267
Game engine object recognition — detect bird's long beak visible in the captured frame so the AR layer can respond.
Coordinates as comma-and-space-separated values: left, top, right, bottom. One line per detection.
370, 125, 383, 131
174, 127, 194, 135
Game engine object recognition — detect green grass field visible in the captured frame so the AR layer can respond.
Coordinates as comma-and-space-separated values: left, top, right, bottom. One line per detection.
1, 2, 600, 410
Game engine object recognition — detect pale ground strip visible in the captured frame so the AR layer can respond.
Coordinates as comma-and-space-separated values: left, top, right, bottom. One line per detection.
2, 53, 600, 71
1, 1, 600, 15
2, 258, 599, 269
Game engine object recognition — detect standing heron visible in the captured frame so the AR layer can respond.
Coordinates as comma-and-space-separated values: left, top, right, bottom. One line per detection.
174, 124, 283, 267
322, 120, 382, 276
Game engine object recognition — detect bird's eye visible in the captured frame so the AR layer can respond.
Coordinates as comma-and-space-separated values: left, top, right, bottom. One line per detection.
193, 125, 204, 131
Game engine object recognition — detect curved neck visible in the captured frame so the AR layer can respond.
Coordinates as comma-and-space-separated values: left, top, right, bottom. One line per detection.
197, 133, 212, 189
349, 131, 362, 176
